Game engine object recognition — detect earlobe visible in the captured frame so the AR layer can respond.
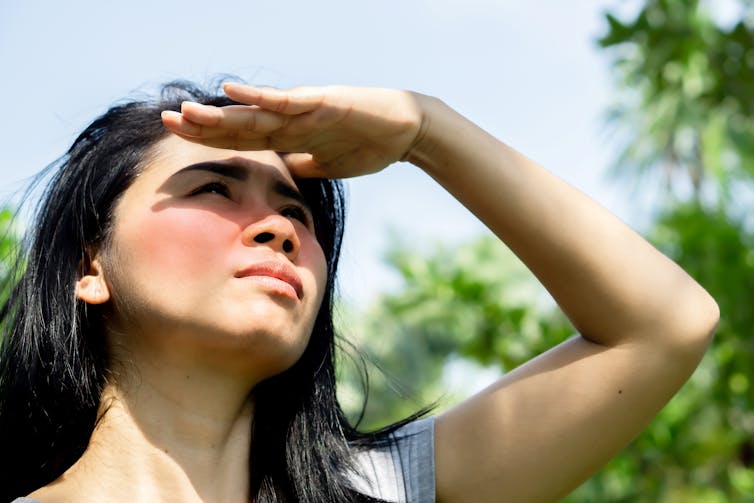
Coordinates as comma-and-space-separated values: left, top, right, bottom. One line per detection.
75, 258, 111, 305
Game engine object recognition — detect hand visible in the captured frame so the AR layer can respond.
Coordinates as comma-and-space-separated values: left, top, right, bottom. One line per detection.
161, 83, 427, 179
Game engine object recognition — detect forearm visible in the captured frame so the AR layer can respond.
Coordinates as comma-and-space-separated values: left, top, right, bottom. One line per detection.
406, 95, 718, 351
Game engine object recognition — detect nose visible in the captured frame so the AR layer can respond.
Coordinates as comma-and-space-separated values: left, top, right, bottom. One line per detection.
242, 215, 300, 261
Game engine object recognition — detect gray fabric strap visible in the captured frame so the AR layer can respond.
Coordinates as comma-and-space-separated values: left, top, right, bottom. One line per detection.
350, 416, 436, 502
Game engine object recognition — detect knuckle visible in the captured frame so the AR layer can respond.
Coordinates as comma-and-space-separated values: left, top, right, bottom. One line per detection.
243, 113, 257, 131
274, 96, 290, 113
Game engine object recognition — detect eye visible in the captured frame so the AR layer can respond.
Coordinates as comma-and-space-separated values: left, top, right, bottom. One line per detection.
190, 181, 231, 198
280, 205, 312, 227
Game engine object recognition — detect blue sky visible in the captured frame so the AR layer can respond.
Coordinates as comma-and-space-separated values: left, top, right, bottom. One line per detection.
1, 0, 640, 305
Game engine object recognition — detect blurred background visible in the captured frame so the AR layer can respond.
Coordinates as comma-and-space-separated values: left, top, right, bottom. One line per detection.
2, 0, 753, 500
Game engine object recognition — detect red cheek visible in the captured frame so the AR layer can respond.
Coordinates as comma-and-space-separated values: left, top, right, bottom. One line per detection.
126, 208, 239, 275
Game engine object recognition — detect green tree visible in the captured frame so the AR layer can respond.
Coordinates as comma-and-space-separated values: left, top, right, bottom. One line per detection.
338, 0, 754, 500
337, 237, 572, 430
578, 1, 754, 499
0, 208, 20, 311
566, 204, 754, 501
600, 0, 754, 209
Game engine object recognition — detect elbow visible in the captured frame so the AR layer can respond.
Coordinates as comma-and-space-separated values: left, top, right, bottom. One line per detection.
704, 293, 721, 338
690, 288, 719, 344
667, 286, 719, 362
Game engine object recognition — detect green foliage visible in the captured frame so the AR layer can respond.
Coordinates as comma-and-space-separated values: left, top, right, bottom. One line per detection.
340, 202, 754, 499
0, 208, 21, 310
586, 2, 754, 497
377, 236, 572, 371
337, 1, 754, 499
599, 0, 754, 205
336, 237, 572, 430
566, 203, 754, 501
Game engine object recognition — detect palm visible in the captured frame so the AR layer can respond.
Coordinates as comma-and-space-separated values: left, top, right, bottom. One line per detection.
162, 84, 425, 179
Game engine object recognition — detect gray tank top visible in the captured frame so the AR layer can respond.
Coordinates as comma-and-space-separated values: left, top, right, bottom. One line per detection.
12, 416, 435, 503
350, 416, 435, 502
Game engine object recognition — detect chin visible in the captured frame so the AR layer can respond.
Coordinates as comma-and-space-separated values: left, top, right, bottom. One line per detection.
201, 321, 314, 378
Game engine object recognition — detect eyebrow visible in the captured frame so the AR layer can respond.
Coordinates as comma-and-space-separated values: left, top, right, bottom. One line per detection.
178, 162, 248, 181
174, 162, 310, 209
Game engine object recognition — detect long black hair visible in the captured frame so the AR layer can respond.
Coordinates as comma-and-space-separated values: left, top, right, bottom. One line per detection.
0, 81, 418, 502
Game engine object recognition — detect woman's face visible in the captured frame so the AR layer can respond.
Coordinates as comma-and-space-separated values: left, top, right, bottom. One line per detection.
97, 135, 328, 379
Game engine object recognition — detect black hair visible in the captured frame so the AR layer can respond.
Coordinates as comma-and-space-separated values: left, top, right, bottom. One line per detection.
0, 81, 421, 502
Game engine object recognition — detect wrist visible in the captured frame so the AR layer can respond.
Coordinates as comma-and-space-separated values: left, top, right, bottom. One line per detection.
401, 94, 448, 169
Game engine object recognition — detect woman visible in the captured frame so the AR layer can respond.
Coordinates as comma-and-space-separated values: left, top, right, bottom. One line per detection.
1, 81, 718, 503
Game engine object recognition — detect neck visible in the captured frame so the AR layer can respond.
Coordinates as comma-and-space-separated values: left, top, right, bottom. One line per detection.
32, 352, 256, 503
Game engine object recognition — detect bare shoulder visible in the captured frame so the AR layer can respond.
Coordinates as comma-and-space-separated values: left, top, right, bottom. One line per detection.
25, 481, 79, 503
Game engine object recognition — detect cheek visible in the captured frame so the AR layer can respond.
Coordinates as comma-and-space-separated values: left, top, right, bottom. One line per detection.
300, 236, 329, 300
119, 208, 237, 281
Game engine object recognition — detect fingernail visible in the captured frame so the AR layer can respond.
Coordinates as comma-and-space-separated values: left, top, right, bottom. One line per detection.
161, 110, 180, 120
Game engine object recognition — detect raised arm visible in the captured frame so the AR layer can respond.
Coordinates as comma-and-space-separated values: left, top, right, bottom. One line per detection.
405, 96, 718, 502
162, 85, 719, 502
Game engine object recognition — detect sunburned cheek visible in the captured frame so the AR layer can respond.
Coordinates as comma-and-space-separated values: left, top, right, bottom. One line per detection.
132, 210, 237, 274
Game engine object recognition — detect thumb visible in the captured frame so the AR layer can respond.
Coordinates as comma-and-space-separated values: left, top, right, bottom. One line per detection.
281, 153, 329, 179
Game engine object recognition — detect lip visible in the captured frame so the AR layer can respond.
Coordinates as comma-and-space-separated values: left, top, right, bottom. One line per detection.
234, 260, 304, 300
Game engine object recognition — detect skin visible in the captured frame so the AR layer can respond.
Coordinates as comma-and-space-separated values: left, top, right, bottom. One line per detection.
32, 138, 327, 503
32, 83, 719, 502
100, 138, 327, 382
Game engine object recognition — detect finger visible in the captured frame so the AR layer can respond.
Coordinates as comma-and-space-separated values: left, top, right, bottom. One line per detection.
165, 124, 316, 154
223, 83, 325, 116
162, 110, 204, 137
179, 102, 289, 134
162, 111, 225, 138
162, 111, 274, 143
184, 135, 275, 151
281, 153, 329, 178
163, 126, 275, 151
276, 106, 349, 136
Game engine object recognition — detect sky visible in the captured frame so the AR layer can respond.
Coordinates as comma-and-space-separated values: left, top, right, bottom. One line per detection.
0, 0, 641, 306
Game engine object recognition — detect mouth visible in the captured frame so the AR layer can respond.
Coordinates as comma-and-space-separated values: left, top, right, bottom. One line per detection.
234, 260, 304, 300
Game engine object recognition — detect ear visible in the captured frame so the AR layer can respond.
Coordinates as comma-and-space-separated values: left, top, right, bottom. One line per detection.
75, 258, 111, 305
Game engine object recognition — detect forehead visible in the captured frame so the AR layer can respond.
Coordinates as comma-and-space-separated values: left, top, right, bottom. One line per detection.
142, 134, 294, 185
